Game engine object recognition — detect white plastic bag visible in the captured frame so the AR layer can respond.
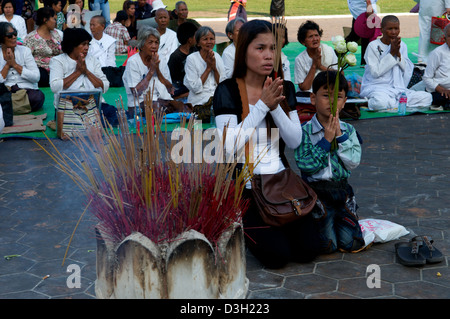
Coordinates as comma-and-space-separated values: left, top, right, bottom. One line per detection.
359, 219, 410, 246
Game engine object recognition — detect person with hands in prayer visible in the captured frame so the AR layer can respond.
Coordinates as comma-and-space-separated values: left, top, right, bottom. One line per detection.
184, 26, 225, 107
213, 19, 319, 269
122, 25, 173, 118
360, 15, 432, 111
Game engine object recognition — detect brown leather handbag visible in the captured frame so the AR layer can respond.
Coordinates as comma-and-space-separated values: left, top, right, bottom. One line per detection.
251, 168, 318, 227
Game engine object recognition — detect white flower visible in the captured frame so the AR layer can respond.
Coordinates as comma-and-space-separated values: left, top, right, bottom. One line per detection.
344, 53, 357, 66
347, 41, 358, 53
335, 41, 347, 54
331, 35, 345, 46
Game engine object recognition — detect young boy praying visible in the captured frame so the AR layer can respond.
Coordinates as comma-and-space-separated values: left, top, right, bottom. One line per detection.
295, 70, 365, 254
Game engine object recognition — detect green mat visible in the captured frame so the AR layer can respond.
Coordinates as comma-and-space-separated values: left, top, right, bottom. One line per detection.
2, 37, 447, 140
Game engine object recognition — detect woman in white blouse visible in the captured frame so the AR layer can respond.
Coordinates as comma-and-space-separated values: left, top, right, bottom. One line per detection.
49, 27, 118, 125
184, 26, 226, 106
122, 26, 173, 117
0, 0, 28, 42
0, 22, 44, 112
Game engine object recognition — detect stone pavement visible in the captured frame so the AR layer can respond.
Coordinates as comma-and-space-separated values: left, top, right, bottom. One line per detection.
0, 112, 449, 299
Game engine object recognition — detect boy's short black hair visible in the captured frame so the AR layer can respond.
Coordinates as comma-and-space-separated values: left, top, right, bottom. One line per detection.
176, 22, 198, 45
312, 70, 349, 95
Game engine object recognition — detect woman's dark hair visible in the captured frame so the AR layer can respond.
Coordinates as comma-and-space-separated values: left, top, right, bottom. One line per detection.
297, 20, 323, 44
61, 27, 92, 54
312, 70, 349, 95
68, 0, 84, 7
233, 19, 274, 79
123, 0, 135, 12
1, 0, 16, 13
35, 7, 56, 26
0, 21, 17, 44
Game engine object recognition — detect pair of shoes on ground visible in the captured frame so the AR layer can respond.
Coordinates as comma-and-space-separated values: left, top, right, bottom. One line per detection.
395, 235, 444, 267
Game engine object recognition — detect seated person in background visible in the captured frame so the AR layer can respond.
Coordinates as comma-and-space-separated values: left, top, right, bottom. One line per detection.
123, 0, 137, 39
135, 0, 153, 20
0, 22, 45, 112
50, 0, 66, 31
360, 15, 432, 111
168, 1, 200, 32
0, 0, 28, 42
295, 70, 365, 254
49, 27, 118, 125
155, 8, 179, 58
105, 10, 132, 54
122, 26, 173, 117
222, 17, 245, 79
184, 26, 226, 106
294, 20, 338, 97
168, 21, 198, 99
88, 15, 125, 86
24, 7, 63, 87
88, 15, 116, 68
422, 24, 450, 110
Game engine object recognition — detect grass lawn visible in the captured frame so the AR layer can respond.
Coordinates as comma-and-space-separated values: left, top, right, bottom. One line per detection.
106, 0, 417, 18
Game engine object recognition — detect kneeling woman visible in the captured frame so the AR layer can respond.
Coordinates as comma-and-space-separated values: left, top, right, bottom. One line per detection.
213, 20, 320, 269
0, 22, 45, 112
49, 27, 118, 125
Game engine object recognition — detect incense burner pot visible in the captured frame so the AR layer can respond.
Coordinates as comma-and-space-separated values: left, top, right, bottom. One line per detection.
95, 223, 248, 299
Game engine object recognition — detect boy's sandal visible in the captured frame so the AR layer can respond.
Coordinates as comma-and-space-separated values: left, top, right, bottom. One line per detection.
395, 241, 426, 267
410, 235, 444, 264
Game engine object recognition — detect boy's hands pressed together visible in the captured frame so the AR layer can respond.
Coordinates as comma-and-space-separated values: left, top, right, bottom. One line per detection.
324, 113, 342, 144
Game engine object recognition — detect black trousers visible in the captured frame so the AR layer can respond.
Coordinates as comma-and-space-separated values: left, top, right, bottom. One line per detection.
242, 189, 320, 269
431, 91, 450, 109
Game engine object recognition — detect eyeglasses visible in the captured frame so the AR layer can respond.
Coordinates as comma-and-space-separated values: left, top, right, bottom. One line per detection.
5, 31, 17, 39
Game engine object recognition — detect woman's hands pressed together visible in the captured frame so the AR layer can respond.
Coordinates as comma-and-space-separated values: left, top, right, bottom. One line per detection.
260, 76, 285, 110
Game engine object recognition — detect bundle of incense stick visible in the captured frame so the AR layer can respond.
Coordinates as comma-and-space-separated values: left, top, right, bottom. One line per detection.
36, 89, 252, 247
272, 16, 287, 76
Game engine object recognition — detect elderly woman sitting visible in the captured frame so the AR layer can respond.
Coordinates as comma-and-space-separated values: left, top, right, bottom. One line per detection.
183, 26, 226, 106
0, 22, 45, 112
49, 27, 118, 125
24, 7, 63, 87
122, 25, 173, 117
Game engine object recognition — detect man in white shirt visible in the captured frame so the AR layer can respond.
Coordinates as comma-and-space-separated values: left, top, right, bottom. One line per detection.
88, 15, 116, 68
360, 15, 432, 111
155, 8, 179, 58
423, 24, 450, 109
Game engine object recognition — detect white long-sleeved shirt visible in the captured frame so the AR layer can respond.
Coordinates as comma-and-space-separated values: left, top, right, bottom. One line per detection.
215, 100, 302, 186
184, 51, 226, 105
122, 52, 172, 105
49, 53, 110, 108
0, 45, 40, 89
423, 43, 450, 92
88, 33, 116, 68
0, 14, 27, 41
